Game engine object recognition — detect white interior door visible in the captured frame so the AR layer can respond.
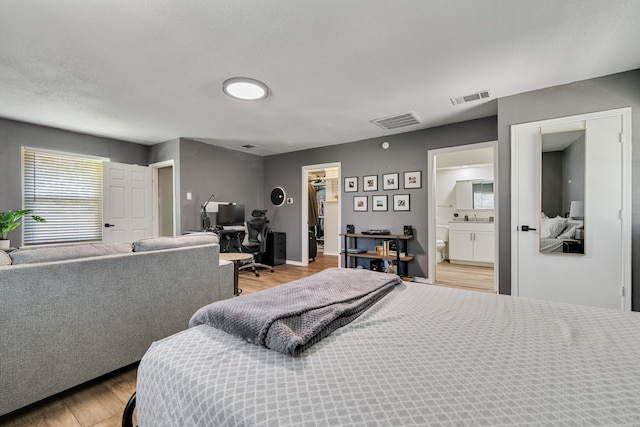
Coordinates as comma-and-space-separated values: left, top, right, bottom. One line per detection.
103, 162, 153, 243
511, 109, 631, 310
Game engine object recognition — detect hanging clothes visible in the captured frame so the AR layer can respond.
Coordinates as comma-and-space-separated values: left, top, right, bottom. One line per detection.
308, 183, 319, 227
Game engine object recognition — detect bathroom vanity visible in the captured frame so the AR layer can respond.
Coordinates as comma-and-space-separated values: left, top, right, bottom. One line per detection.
448, 221, 494, 266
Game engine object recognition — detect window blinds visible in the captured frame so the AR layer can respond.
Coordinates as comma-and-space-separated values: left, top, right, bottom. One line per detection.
23, 148, 103, 244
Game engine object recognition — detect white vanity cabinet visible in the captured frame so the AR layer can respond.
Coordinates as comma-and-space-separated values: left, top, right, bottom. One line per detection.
448, 222, 494, 265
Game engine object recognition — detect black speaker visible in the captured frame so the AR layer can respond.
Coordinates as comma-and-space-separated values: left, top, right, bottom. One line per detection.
346, 224, 355, 234
403, 225, 413, 236
370, 259, 384, 272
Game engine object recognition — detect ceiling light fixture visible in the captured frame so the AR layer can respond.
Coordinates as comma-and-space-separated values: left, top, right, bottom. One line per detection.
223, 77, 270, 101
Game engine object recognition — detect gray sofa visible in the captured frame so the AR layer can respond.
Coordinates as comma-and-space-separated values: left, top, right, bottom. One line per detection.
0, 233, 234, 416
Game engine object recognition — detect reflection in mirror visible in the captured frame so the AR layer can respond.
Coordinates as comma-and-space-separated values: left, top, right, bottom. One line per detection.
540, 130, 585, 255
472, 180, 494, 209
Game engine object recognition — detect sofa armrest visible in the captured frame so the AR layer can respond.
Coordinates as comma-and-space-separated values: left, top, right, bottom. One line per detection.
218, 259, 234, 300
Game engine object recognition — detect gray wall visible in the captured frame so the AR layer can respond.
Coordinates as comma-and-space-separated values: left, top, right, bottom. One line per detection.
2, 68, 638, 308
177, 139, 264, 233
541, 152, 563, 217
563, 135, 585, 214
264, 117, 498, 277
0, 118, 149, 246
498, 69, 640, 309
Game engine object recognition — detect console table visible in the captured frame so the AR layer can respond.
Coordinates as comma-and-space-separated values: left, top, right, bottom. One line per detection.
341, 233, 414, 279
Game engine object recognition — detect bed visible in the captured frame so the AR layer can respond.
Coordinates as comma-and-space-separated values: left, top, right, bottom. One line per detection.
130, 270, 640, 426
539, 216, 584, 253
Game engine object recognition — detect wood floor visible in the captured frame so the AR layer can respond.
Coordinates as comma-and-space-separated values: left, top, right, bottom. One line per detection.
0, 254, 339, 427
1, 253, 496, 426
435, 260, 496, 293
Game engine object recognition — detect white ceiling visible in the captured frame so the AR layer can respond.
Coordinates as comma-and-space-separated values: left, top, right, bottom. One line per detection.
1, 1, 638, 156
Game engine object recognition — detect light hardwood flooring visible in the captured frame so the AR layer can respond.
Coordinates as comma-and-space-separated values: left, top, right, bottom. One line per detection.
1, 254, 496, 426
435, 260, 496, 293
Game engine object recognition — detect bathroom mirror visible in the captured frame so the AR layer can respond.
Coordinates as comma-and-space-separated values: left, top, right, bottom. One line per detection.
539, 130, 585, 255
472, 180, 494, 209
455, 179, 494, 210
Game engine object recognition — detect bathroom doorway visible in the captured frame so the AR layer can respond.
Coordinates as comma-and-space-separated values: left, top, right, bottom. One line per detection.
427, 142, 498, 292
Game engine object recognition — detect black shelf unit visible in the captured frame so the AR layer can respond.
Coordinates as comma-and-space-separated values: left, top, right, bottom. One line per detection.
341, 233, 414, 278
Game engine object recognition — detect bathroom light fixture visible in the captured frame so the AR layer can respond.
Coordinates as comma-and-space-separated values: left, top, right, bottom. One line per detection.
223, 77, 269, 100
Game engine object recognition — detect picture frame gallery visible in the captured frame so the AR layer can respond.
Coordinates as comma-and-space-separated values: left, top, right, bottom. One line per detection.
346, 170, 418, 213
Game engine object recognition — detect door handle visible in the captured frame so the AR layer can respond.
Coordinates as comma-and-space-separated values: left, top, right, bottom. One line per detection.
520, 225, 537, 232
104, 223, 115, 228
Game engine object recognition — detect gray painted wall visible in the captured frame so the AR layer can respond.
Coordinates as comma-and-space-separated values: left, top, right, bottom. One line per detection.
563, 136, 585, 215
498, 69, 640, 309
2, 68, 637, 309
541, 152, 563, 217
264, 117, 498, 277
177, 139, 264, 233
0, 118, 148, 246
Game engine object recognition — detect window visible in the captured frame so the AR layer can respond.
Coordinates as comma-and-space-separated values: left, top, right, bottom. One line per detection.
22, 148, 104, 244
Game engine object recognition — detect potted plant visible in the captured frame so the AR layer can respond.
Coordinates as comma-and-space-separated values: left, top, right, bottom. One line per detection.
0, 209, 46, 249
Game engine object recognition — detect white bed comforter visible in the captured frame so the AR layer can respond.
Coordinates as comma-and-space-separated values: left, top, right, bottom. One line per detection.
137, 282, 640, 426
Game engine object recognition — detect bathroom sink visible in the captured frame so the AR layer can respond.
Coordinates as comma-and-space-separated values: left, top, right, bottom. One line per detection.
450, 218, 493, 223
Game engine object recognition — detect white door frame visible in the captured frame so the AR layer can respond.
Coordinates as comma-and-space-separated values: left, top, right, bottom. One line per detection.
301, 162, 342, 266
510, 108, 632, 310
150, 160, 177, 237
426, 141, 499, 290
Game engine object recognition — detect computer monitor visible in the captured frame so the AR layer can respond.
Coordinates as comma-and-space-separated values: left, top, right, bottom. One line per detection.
217, 204, 245, 226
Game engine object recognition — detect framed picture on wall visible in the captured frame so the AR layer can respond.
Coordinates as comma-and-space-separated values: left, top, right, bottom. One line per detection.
363, 175, 378, 191
344, 176, 358, 192
353, 196, 368, 212
372, 195, 388, 211
382, 173, 399, 190
404, 171, 422, 189
393, 194, 410, 211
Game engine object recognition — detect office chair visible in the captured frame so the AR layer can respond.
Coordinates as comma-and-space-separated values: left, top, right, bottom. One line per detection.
238, 209, 275, 276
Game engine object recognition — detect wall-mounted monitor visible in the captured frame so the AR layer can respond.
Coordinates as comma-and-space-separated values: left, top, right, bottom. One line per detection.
217, 204, 245, 226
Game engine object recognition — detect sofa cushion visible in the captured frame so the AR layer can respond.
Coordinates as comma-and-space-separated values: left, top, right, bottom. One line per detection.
10, 243, 133, 265
133, 233, 219, 252
0, 250, 11, 266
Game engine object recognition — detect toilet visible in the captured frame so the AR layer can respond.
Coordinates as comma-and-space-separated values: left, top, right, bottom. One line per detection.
436, 224, 449, 263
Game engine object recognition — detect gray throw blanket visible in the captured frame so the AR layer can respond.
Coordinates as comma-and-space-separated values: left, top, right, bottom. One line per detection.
189, 268, 402, 356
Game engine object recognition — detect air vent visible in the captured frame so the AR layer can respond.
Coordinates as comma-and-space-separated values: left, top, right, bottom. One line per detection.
240, 144, 257, 149
450, 90, 492, 106
371, 112, 421, 130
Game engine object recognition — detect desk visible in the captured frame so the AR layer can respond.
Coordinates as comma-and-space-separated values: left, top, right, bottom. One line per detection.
216, 229, 245, 253
219, 252, 253, 296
